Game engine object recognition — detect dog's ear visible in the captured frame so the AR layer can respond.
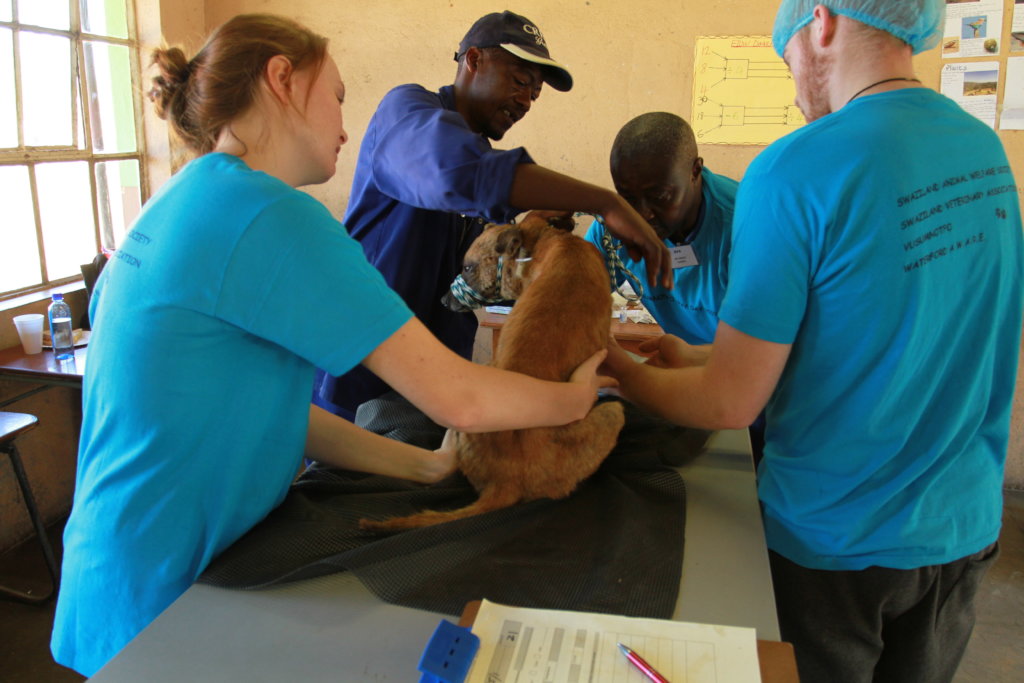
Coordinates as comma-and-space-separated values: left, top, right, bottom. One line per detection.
495, 227, 523, 256
546, 212, 577, 233
520, 210, 575, 232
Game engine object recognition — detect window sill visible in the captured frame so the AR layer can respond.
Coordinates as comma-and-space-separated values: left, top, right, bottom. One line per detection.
0, 281, 87, 315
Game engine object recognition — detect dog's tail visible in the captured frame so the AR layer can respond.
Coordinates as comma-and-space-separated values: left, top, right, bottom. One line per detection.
358, 486, 520, 534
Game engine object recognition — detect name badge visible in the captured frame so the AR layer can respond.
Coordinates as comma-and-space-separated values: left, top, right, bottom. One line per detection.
670, 244, 699, 268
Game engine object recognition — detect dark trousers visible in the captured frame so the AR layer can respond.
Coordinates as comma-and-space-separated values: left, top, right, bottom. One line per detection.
769, 543, 998, 683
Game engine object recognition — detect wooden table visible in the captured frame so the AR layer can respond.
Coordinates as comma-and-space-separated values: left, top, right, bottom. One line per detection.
0, 344, 85, 407
478, 311, 664, 357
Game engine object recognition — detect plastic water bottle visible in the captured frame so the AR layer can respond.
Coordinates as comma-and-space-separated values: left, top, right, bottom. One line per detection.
48, 293, 75, 361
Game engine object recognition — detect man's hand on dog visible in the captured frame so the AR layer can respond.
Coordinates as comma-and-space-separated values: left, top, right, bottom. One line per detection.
519, 206, 672, 292
599, 335, 710, 400
601, 198, 673, 291
637, 335, 711, 369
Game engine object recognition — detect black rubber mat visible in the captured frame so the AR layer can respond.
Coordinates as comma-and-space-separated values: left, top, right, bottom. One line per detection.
199, 396, 711, 619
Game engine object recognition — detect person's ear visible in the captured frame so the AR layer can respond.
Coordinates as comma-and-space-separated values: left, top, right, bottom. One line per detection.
264, 55, 295, 105
811, 4, 838, 48
463, 46, 484, 75
692, 156, 704, 182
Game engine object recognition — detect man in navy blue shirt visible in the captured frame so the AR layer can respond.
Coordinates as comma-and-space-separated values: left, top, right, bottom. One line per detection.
314, 11, 669, 421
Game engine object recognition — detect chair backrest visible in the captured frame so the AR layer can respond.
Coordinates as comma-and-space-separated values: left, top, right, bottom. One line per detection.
79, 253, 110, 330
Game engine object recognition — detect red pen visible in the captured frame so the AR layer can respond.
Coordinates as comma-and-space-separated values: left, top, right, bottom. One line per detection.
617, 642, 671, 683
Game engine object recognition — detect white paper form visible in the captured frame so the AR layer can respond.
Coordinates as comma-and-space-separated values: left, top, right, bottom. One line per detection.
1001, 57, 1024, 129
465, 600, 761, 683
1012, 0, 1024, 53
942, 0, 1004, 58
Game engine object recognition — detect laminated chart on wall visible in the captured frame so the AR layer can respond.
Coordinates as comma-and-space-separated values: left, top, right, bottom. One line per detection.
942, 0, 1005, 59
691, 36, 806, 146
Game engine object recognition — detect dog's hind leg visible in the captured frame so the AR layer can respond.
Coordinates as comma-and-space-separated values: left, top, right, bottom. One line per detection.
358, 483, 523, 533
527, 400, 626, 500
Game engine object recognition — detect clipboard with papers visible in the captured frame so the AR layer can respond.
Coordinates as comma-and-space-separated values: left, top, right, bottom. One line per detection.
418, 599, 799, 683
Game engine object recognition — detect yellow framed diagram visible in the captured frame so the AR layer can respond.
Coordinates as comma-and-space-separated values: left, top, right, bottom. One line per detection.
691, 36, 806, 145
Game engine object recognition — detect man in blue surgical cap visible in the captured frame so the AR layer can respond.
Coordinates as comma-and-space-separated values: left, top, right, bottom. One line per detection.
600, 1, 1023, 679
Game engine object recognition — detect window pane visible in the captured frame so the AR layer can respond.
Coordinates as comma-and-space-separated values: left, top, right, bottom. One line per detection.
36, 161, 97, 279
84, 40, 136, 153
18, 0, 70, 31
0, 165, 42, 291
0, 28, 15, 147
21, 32, 73, 147
95, 159, 140, 249
0, 1, 11, 23
80, 0, 128, 39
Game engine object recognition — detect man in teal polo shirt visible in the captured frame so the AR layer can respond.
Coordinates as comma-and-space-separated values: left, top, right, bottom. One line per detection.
600, 1, 1022, 679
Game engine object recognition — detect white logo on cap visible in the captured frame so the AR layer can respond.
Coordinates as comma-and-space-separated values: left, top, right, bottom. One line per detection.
522, 23, 547, 48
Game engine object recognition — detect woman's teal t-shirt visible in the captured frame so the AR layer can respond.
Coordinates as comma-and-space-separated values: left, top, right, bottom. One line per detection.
51, 153, 412, 676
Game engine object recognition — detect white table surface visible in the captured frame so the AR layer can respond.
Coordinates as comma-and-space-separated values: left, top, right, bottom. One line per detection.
90, 428, 777, 682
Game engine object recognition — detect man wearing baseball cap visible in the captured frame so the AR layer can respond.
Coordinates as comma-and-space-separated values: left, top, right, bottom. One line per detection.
455, 10, 573, 93
599, 1, 1022, 680
314, 11, 670, 423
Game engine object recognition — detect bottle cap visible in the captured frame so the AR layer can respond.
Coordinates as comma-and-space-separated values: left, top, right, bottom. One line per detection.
52, 293, 63, 301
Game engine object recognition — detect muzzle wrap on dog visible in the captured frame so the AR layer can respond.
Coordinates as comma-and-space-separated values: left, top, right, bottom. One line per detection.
448, 256, 507, 310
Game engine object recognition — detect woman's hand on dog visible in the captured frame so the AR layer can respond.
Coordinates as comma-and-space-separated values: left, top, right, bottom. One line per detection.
600, 337, 636, 371
416, 429, 460, 483
406, 429, 458, 484
569, 349, 619, 396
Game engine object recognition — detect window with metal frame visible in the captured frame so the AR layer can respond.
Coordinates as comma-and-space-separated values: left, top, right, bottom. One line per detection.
0, 0, 145, 300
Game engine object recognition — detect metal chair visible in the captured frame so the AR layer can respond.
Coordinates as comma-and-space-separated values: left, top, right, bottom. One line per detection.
0, 412, 59, 604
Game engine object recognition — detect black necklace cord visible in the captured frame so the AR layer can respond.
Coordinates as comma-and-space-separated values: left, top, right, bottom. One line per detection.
845, 77, 922, 106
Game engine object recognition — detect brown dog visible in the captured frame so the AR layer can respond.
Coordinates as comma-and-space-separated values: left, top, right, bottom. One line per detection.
359, 215, 625, 532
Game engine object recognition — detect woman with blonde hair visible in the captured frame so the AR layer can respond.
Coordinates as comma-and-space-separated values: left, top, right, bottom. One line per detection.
50, 14, 612, 675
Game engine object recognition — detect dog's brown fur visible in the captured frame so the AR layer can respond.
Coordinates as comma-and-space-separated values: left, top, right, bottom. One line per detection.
359, 215, 625, 532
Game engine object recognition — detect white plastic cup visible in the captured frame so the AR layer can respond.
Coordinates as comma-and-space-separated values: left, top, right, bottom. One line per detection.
12, 313, 44, 355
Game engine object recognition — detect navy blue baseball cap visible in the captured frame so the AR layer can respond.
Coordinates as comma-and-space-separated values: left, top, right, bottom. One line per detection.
455, 10, 573, 91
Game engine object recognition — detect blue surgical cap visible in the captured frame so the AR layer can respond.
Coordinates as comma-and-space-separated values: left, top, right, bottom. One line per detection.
772, 0, 944, 57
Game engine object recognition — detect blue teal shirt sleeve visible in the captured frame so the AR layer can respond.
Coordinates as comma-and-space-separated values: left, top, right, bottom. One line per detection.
217, 194, 413, 376
720, 160, 810, 345
582, 218, 603, 250
369, 85, 534, 220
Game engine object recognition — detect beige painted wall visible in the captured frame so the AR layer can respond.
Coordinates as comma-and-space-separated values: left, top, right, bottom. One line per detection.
201, 0, 775, 215
193, 1, 1024, 213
